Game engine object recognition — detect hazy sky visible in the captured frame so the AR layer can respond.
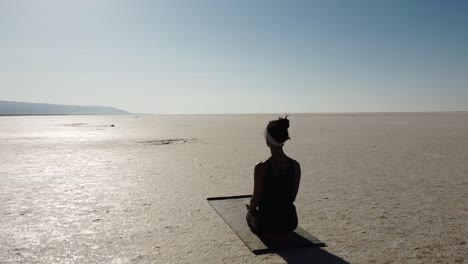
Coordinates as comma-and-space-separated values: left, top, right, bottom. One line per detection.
1, 0, 467, 114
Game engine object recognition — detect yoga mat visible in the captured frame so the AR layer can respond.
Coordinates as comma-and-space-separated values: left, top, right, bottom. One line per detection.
207, 195, 325, 254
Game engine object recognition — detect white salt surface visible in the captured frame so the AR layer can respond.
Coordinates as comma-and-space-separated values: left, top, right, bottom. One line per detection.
0, 113, 467, 263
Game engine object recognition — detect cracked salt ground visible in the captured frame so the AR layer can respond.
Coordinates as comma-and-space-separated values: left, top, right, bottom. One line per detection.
0, 114, 467, 263
137, 138, 197, 145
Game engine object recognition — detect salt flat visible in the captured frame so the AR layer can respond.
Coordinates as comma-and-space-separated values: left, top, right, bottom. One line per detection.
0, 113, 467, 264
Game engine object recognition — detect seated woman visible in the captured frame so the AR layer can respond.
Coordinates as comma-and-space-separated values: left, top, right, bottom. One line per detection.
246, 116, 301, 238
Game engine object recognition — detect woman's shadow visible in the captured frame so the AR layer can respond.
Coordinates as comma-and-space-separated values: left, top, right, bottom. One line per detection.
258, 235, 349, 264
275, 247, 350, 264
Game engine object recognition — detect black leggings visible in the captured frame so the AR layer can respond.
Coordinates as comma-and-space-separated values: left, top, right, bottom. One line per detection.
246, 210, 261, 234
246, 208, 298, 234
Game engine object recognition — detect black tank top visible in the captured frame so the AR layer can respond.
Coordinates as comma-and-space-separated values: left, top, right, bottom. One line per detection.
257, 158, 298, 233
259, 158, 296, 212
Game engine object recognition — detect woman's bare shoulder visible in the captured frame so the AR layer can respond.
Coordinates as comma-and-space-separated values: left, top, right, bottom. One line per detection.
254, 160, 269, 171
288, 158, 301, 169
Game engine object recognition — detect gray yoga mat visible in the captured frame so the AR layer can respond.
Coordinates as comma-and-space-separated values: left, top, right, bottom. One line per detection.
207, 195, 325, 254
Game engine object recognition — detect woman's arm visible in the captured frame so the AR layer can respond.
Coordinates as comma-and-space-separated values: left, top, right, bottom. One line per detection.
249, 162, 265, 211
292, 161, 301, 201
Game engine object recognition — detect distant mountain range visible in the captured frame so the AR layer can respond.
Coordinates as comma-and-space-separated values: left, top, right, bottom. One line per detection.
0, 100, 130, 116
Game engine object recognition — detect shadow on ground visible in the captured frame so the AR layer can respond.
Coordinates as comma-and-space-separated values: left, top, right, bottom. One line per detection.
275, 247, 350, 264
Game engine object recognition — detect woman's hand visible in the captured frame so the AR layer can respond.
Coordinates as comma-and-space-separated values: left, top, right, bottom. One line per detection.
246, 204, 257, 212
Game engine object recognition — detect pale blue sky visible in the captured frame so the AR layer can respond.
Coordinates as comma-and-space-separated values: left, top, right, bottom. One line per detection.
1, 0, 467, 114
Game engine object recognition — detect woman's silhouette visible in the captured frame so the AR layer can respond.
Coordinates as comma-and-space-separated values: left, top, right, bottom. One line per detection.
246, 116, 301, 238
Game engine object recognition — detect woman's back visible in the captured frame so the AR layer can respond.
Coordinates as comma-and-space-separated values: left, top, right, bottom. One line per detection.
259, 158, 296, 210
257, 157, 299, 233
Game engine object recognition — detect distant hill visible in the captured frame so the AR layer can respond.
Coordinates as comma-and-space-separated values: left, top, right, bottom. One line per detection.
0, 100, 130, 116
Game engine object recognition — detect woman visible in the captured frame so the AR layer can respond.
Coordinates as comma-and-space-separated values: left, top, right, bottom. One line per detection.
246, 116, 301, 236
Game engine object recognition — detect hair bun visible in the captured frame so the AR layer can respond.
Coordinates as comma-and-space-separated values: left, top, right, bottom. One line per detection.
277, 116, 289, 129
266, 115, 291, 143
